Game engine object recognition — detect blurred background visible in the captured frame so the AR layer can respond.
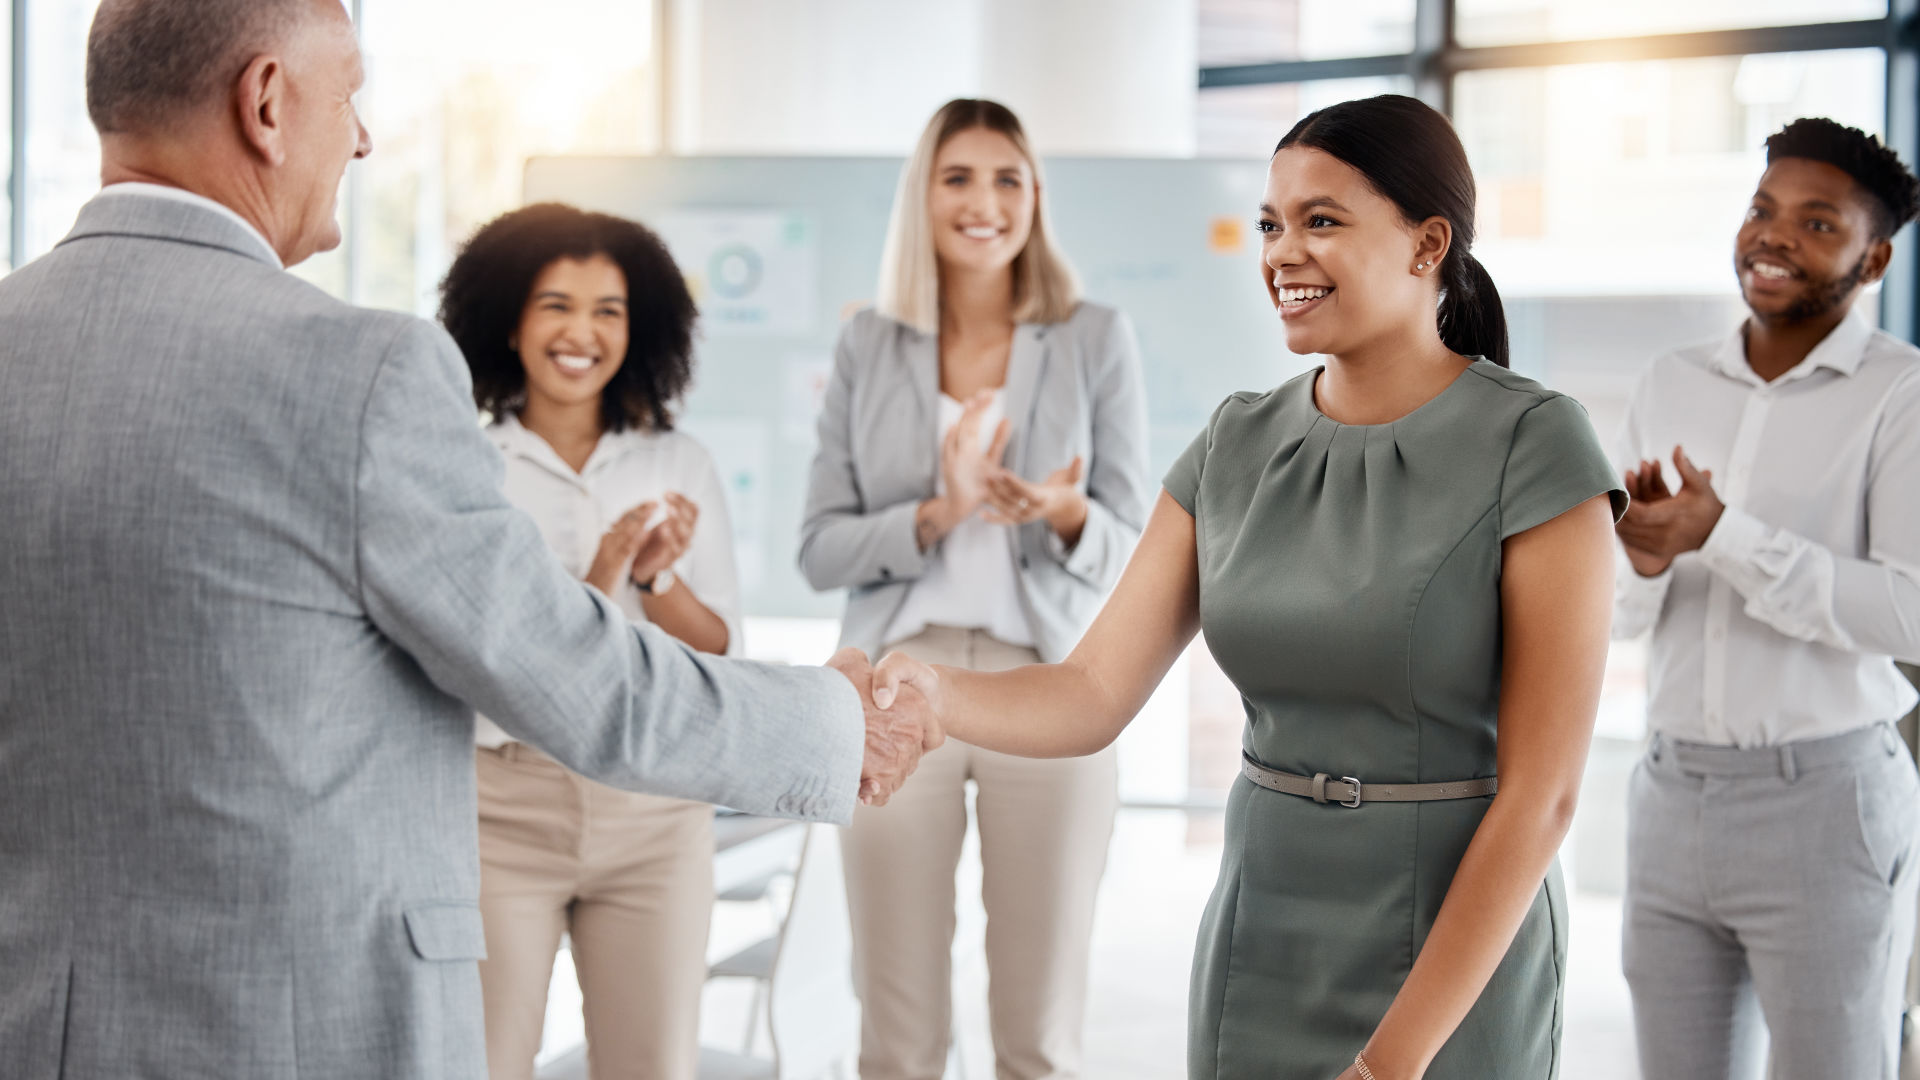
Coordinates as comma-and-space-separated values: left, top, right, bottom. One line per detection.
2, 2, 1910, 1077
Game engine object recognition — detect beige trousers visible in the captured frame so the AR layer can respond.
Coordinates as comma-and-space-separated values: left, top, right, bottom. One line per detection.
844, 626, 1119, 1080
475, 743, 714, 1080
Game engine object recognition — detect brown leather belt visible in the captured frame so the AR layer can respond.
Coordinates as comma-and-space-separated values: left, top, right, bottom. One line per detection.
1241, 753, 1498, 808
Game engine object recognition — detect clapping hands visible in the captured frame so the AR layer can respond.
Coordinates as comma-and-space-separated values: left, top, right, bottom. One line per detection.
824, 648, 947, 807
584, 493, 699, 595
1615, 446, 1724, 577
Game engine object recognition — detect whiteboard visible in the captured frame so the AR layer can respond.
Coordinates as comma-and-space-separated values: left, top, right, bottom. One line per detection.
524, 155, 1305, 618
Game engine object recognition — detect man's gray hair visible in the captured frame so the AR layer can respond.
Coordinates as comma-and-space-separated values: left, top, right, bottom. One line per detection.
86, 0, 310, 135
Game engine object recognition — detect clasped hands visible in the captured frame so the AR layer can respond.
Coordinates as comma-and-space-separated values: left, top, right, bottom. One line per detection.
824, 648, 946, 806
926, 390, 1088, 547
1615, 446, 1725, 577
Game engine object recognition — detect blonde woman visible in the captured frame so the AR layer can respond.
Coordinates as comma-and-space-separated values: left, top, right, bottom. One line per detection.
800, 98, 1151, 1080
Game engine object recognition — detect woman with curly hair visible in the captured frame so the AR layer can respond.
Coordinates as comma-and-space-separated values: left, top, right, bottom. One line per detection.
439, 202, 737, 1080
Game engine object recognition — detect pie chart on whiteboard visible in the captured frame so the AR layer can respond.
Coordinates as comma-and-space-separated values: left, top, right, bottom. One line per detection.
656, 209, 819, 337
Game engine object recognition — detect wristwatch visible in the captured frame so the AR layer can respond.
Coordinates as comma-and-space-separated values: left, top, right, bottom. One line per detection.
637, 568, 676, 596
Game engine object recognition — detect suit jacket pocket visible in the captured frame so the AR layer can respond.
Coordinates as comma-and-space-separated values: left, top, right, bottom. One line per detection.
404, 903, 488, 961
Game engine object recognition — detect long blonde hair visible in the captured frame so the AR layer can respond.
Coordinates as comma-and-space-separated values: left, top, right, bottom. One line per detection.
875, 99, 1082, 334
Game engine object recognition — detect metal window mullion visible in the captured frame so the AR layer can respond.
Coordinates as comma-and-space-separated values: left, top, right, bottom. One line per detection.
1413, 0, 1456, 114
1887, 0, 1919, 342
1200, 18, 1894, 90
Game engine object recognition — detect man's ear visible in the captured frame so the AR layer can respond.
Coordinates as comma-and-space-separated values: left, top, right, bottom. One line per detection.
235, 54, 288, 168
1861, 236, 1895, 287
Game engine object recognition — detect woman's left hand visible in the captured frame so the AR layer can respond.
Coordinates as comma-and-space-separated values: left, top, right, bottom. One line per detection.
628, 492, 700, 588
982, 457, 1087, 542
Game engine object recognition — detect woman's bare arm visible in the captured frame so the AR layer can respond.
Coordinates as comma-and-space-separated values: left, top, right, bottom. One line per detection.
1350, 494, 1615, 1080
874, 491, 1202, 757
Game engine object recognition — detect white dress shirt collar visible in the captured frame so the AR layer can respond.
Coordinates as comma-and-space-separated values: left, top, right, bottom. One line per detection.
96, 182, 283, 269
491, 412, 651, 484
1707, 307, 1875, 386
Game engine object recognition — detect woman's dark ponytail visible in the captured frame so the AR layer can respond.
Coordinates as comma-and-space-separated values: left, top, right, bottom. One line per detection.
1438, 250, 1509, 369
1277, 95, 1511, 369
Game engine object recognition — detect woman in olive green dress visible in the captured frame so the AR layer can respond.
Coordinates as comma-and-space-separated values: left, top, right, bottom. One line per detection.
867, 95, 1626, 1080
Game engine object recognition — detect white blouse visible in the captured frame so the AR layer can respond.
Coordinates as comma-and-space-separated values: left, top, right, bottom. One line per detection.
474, 414, 744, 748
882, 391, 1034, 649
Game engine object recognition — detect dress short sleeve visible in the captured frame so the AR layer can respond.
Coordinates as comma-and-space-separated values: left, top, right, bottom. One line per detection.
1499, 394, 1629, 540
1163, 415, 1214, 516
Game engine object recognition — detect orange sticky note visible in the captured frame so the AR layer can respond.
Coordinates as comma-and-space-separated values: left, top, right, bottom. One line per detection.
1209, 216, 1244, 255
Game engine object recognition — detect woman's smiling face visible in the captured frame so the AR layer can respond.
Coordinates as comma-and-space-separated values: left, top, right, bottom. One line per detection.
1259, 145, 1444, 359
514, 254, 631, 413
927, 126, 1038, 278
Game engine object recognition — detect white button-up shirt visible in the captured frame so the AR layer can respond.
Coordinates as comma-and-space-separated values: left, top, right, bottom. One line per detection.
1613, 309, 1920, 747
474, 415, 744, 747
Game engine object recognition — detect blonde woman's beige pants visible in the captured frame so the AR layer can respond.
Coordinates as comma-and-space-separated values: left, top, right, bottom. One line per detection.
475, 742, 714, 1080
844, 625, 1119, 1080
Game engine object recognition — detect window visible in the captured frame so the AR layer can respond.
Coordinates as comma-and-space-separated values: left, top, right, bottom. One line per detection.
1197, 76, 1414, 156
1455, 0, 1887, 48
1456, 49, 1886, 298
1198, 0, 1418, 66
344, 0, 660, 314
2, 0, 14, 274
22, 0, 99, 263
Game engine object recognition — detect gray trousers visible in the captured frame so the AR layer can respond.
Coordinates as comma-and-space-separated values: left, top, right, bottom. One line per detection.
1624, 721, 1920, 1080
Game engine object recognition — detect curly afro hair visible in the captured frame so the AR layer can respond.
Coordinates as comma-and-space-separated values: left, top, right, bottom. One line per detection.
439, 203, 697, 433
1765, 117, 1920, 241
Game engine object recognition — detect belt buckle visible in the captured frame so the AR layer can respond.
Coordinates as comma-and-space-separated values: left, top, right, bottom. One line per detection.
1340, 776, 1363, 808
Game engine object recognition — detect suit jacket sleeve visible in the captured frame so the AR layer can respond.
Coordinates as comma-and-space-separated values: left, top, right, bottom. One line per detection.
353, 319, 865, 822
797, 317, 932, 591
1040, 307, 1151, 588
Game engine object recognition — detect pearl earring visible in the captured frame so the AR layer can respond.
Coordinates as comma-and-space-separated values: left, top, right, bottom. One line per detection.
1416, 261, 1429, 271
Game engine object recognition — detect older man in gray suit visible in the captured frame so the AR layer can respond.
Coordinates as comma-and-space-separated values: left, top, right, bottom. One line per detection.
0, 2, 936, 1077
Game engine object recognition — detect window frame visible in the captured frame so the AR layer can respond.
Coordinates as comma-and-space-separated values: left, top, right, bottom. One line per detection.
1198, 0, 1920, 339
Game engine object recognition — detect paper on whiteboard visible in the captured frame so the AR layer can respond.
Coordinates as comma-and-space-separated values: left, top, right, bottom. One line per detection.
656, 210, 818, 337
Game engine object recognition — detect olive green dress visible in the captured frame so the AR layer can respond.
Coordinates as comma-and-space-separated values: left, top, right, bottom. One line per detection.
1165, 360, 1625, 1080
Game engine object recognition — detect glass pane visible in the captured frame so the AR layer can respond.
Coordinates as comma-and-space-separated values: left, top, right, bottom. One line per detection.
352, 0, 659, 314
1, 0, 12, 275
1198, 0, 1416, 66
1196, 76, 1415, 157
1456, 0, 1886, 47
23, 0, 101, 264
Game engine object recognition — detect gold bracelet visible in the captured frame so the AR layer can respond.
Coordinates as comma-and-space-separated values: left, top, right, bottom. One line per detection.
1353, 1050, 1378, 1080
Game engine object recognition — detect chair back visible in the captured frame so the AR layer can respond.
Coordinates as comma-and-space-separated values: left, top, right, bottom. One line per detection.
766, 824, 860, 1078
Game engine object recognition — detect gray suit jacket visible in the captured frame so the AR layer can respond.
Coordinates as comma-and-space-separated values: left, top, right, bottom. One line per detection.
799, 304, 1151, 663
0, 193, 863, 1080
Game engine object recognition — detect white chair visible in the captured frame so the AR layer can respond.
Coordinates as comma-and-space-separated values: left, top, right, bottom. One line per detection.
699, 823, 860, 1080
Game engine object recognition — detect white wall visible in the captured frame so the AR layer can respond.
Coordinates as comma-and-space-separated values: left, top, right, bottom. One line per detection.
670, 0, 1196, 156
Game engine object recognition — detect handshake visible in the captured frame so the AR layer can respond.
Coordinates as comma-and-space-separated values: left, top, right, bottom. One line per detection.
825, 648, 944, 807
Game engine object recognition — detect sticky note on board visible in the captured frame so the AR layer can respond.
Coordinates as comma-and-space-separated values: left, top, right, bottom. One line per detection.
1208, 216, 1245, 255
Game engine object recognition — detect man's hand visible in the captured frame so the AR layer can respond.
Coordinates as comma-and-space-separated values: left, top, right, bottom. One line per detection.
825, 647, 943, 807
1614, 446, 1724, 577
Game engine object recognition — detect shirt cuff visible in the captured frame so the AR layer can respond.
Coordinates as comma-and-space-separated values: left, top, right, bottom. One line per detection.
1043, 497, 1102, 580
874, 499, 932, 584
1697, 505, 1773, 596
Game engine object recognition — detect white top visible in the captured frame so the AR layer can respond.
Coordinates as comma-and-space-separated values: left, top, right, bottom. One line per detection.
474, 414, 745, 747
1613, 309, 1920, 747
882, 391, 1034, 649
96, 182, 282, 268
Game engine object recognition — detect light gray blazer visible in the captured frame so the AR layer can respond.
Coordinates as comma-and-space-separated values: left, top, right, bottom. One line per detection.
800, 304, 1151, 663
0, 194, 863, 1080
